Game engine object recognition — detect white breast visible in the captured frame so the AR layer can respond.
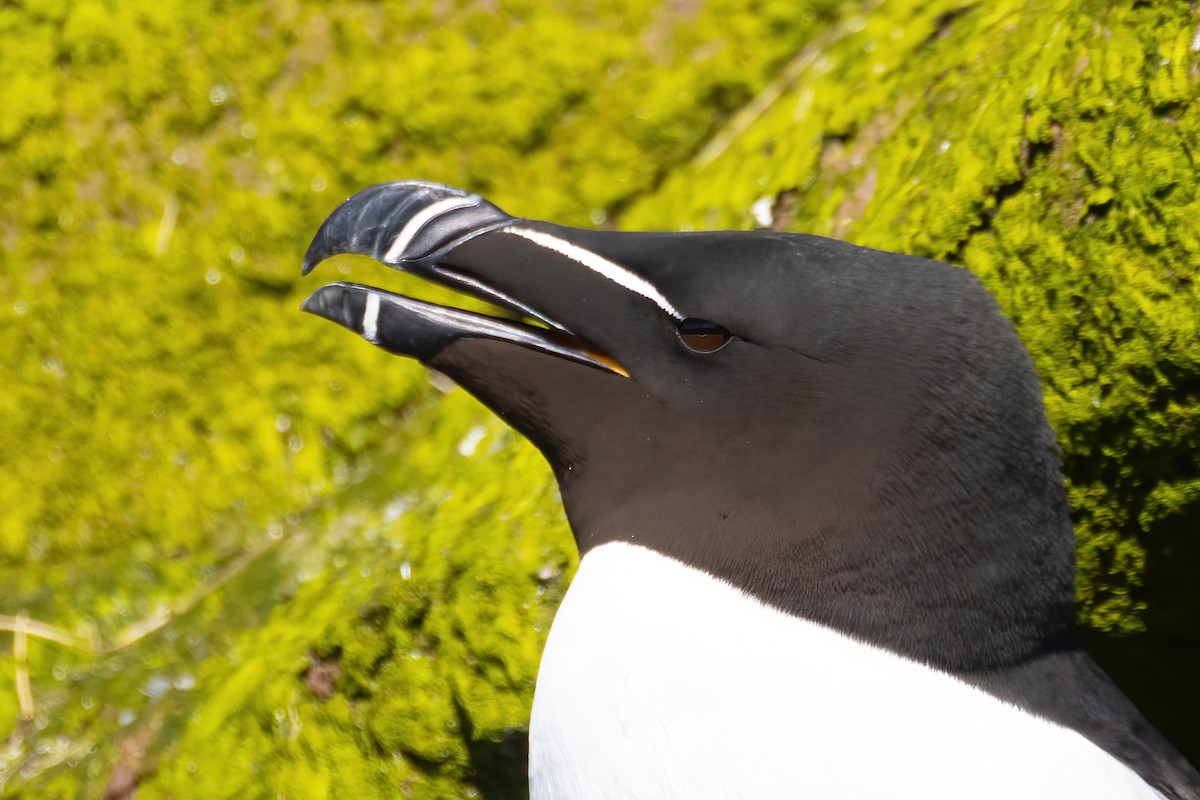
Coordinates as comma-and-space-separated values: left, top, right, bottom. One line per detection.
529, 542, 1163, 800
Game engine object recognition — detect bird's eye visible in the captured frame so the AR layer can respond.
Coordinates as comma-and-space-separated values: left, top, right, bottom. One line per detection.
677, 318, 731, 354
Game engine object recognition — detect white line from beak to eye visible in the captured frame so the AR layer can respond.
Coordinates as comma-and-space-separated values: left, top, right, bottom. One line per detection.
503, 226, 683, 320
363, 291, 381, 342
384, 196, 478, 263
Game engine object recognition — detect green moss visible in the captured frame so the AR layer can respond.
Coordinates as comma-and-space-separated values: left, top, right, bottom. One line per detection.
3, 0, 1198, 796
625, 0, 1200, 638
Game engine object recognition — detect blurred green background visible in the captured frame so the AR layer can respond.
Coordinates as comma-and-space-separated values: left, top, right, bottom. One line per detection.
1, 0, 1197, 796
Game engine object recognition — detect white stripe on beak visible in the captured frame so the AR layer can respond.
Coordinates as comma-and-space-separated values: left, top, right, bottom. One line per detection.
384, 196, 478, 264
363, 291, 381, 341
504, 227, 682, 320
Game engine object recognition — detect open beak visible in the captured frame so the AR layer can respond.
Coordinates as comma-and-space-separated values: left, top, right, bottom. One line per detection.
300, 181, 629, 377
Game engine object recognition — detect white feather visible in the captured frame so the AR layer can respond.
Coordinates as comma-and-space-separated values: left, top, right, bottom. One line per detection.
529, 542, 1164, 800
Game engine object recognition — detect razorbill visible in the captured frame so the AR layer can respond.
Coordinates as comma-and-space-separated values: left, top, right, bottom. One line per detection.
300, 181, 1200, 799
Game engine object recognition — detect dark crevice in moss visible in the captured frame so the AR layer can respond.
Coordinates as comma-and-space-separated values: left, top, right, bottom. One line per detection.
1082, 199, 1113, 225
945, 176, 1026, 263
452, 694, 528, 800
923, 3, 979, 47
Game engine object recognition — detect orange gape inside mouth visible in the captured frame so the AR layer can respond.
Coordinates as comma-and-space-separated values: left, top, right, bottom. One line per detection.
537, 327, 629, 377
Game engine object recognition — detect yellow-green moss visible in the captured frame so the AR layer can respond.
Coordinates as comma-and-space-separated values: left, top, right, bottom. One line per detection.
3, 0, 1198, 796
3, 2, 868, 793
626, 0, 1200, 636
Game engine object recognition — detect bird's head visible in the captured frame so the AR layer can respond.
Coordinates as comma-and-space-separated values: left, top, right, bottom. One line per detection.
302, 180, 1075, 669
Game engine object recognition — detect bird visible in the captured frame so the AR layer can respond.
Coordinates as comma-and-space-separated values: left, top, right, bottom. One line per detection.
300, 180, 1200, 799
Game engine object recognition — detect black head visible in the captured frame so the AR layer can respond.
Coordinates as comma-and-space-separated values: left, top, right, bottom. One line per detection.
302, 181, 1076, 673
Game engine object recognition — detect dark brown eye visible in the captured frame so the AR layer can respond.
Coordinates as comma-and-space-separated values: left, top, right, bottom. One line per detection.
677, 318, 731, 353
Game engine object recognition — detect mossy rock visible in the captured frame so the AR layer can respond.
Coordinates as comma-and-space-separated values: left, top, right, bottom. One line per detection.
1, 0, 1197, 797
627, 0, 1200, 759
